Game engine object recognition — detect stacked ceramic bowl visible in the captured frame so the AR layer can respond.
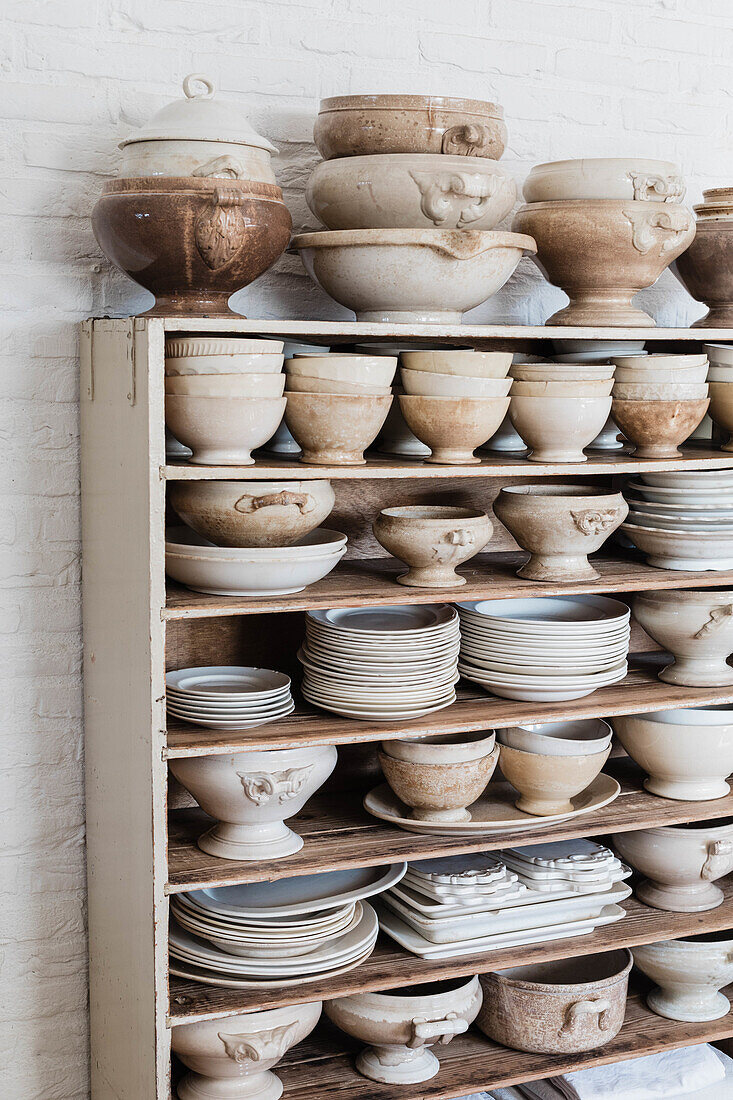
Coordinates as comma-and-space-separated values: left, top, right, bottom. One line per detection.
166, 665, 293, 730
622, 469, 733, 569
513, 157, 694, 326
703, 343, 733, 449
299, 605, 460, 719
396, 350, 512, 464
164, 336, 286, 465
610, 352, 710, 458
457, 596, 630, 701
507, 359, 614, 461
676, 187, 733, 328
283, 353, 396, 465
292, 93, 536, 323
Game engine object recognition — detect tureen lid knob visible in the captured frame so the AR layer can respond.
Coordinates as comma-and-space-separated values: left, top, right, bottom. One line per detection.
182, 74, 216, 101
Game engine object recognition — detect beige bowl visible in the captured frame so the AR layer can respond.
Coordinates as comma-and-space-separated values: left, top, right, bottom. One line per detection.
382, 730, 496, 764
613, 365, 708, 383
286, 374, 390, 396
612, 381, 708, 401
165, 351, 285, 376
165, 394, 286, 466
285, 355, 397, 387
511, 363, 615, 381
493, 484, 628, 582
373, 505, 493, 587
401, 368, 511, 398
165, 372, 285, 398
498, 741, 610, 816
510, 379, 614, 397
508, 395, 612, 462
399, 394, 510, 464
378, 746, 499, 822
400, 350, 512, 378
284, 391, 393, 465
708, 382, 733, 451
169, 479, 335, 548
613, 353, 708, 370
611, 397, 709, 458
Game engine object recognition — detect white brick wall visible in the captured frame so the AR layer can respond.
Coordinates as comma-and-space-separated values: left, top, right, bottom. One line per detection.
2, 1, 733, 1096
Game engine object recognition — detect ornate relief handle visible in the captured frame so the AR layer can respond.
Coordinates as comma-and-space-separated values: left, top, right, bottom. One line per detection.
408, 169, 503, 227
431, 528, 475, 563
622, 205, 693, 256
570, 508, 624, 536
702, 839, 733, 881
234, 490, 315, 515
441, 123, 498, 157
408, 1012, 467, 1048
237, 765, 314, 805
693, 604, 733, 638
193, 154, 248, 180
627, 171, 685, 203
558, 998, 611, 1037
218, 1022, 296, 1064
195, 186, 248, 270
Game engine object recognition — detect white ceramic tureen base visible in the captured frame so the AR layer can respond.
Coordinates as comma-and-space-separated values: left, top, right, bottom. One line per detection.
178, 1070, 283, 1099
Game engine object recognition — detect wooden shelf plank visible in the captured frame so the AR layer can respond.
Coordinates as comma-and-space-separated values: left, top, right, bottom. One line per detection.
165, 663, 733, 757
164, 447, 733, 481
168, 875, 733, 1023
165, 760, 733, 891
163, 550, 733, 619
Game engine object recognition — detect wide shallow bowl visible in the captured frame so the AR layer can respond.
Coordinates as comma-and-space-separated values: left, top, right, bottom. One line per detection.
399, 394, 510, 464
498, 742, 610, 816
92, 177, 291, 316
523, 158, 684, 204
493, 484, 627, 581
552, 339, 646, 357
613, 820, 733, 911
378, 747, 500, 822
477, 950, 632, 1053
401, 368, 511, 398
165, 394, 286, 465
508, 394, 612, 462
633, 589, 733, 686
285, 355, 397, 388
676, 220, 733, 327
373, 505, 493, 587
612, 706, 733, 801
633, 932, 733, 1022
306, 153, 516, 230
381, 730, 496, 765
611, 397, 709, 457
401, 350, 512, 378
169, 479, 335, 548
291, 229, 536, 324
324, 975, 483, 1083
509, 379, 614, 397
284, 391, 392, 465
498, 719, 612, 758
622, 522, 733, 571
513, 199, 695, 326
165, 372, 285, 398
314, 93, 506, 159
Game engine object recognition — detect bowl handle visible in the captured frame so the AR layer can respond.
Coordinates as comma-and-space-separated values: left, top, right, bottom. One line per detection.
703, 839, 733, 880
558, 998, 611, 1038
693, 603, 733, 638
234, 490, 316, 515
193, 155, 248, 181
441, 123, 499, 157
622, 205, 694, 256
408, 1012, 467, 1048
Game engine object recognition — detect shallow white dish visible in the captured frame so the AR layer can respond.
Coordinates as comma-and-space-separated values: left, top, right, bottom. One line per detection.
457, 595, 630, 631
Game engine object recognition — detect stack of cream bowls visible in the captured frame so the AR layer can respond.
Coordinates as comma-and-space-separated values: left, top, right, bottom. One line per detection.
299, 605, 460, 719
703, 343, 733, 450
622, 470, 733, 570
610, 352, 710, 458
551, 338, 649, 450
165, 665, 294, 730
457, 596, 630, 701
164, 336, 287, 465
507, 360, 614, 462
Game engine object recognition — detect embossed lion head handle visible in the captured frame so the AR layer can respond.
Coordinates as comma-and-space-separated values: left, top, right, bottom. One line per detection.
703, 839, 733, 881
558, 998, 611, 1038
441, 123, 499, 157
218, 1022, 296, 1064
694, 604, 733, 639
235, 491, 316, 515
407, 1011, 468, 1049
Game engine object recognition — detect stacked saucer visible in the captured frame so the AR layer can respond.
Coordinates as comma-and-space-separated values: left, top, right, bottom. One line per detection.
166, 665, 294, 729
623, 470, 733, 570
457, 596, 630, 701
299, 604, 460, 720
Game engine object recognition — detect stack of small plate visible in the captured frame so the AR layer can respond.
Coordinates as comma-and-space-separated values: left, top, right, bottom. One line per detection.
166, 665, 294, 729
623, 470, 733, 570
169, 864, 405, 987
299, 604, 460, 720
457, 596, 630, 701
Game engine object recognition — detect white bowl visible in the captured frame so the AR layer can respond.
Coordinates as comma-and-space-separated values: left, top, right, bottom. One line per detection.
623, 522, 733, 570
614, 365, 708, 383
612, 353, 707, 370
552, 339, 646, 356
165, 352, 285, 376
704, 343, 733, 368
523, 158, 684, 204
400, 368, 512, 397
509, 379, 614, 397
285, 356, 397, 387
165, 373, 285, 397
511, 363, 615, 381
640, 470, 733, 489
165, 394, 287, 465
498, 719, 613, 757
508, 394, 612, 462
400, 351, 513, 378
707, 367, 733, 382
285, 375, 390, 395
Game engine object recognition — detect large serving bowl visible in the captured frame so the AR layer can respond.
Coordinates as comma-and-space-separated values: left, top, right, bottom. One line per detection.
632, 589, 733, 686
611, 397, 709, 457
477, 951, 632, 1054
508, 395, 612, 462
498, 742, 610, 816
493, 484, 628, 581
169, 480, 335, 548
171, 1002, 322, 1100
306, 153, 516, 231
676, 221, 733, 327
401, 350, 512, 378
324, 976, 482, 1083
633, 933, 733, 1022
523, 158, 684, 204
165, 394, 286, 466
612, 706, 733, 801
622, 521, 733, 571
314, 94, 507, 159
513, 199, 695, 326
291, 229, 536, 323
401, 368, 511, 397
92, 177, 291, 316
284, 391, 393, 465
373, 505, 493, 587
399, 394, 510, 464
613, 821, 733, 911
378, 746, 500, 822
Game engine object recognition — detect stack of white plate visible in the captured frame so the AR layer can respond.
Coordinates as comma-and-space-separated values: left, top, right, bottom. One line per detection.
377, 841, 631, 959
169, 864, 406, 987
299, 604, 460, 720
166, 665, 294, 730
623, 470, 733, 570
457, 595, 630, 701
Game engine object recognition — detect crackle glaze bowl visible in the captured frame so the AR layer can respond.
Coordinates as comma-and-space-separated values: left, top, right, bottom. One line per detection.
283, 391, 393, 465
378, 745, 500, 822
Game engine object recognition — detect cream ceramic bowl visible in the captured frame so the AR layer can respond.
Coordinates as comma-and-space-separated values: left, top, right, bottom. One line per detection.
401, 368, 511, 397
633, 933, 733, 1022
509, 379, 614, 397
169, 745, 337, 860
284, 391, 393, 465
498, 719, 612, 758
306, 153, 517, 231
378, 746, 500, 822
613, 353, 707, 370
382, 730, 496, 765
612, 706, 733, 801
165, 352, 285, 376
613, 820, 733, 911
285, 375, 390, 396
622, 522, 733, 571
523, 158, 684, 204
120, 138, 277, 183
613, 365, 708, 383
704, 343, 733, 367
633, 589, 733, 686
511, 363, 615, 381
612, 381, 708, 401
165, 373, 285, 398
292, 229, 536, 324
493, 484, 628, 582
169, 479, 335, 548
373, 505, 493, 587
498, 742, 610, 816
401, 350, 513, 377
508, 395, 612, 462
165, 394, 286, 465
399, 394, 511, 464
285, 355, 397, 387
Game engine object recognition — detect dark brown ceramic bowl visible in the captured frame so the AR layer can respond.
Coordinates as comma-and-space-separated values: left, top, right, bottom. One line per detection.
675, 220, 733, 328
92, 177, 292, 316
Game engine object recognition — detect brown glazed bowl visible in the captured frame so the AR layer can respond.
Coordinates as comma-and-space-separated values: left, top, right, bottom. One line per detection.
92, 177, 292, 316
513, 199, 695, 326
675, 221, 733, 327
611, 397, 709, 458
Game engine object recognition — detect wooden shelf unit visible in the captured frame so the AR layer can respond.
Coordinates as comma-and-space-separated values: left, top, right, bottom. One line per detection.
81, 317, 733, 1100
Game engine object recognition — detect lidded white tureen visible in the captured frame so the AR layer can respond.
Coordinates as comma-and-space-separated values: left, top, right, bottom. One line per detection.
118, 73, 278, 183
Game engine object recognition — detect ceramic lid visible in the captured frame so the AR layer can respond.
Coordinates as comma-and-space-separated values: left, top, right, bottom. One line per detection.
120, 74, 277, 152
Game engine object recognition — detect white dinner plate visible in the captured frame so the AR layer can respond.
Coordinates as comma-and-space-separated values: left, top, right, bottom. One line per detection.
166, 666, 291, 697
169, 944, 376, 988
302, 689, 456, 720
166, 703, 295, 729
308, 604, 457, 634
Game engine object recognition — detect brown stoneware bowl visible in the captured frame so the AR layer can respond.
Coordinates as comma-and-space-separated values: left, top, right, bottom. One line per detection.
676, 221, 733, 327
284, 391, 393, 465
398, 394, 510, 464
610, 397, 709, 457
378, 746, 499, 822
92, 176, 291, 316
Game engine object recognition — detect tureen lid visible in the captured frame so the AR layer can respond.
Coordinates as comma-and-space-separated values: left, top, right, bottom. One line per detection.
119, 74, 277, 153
